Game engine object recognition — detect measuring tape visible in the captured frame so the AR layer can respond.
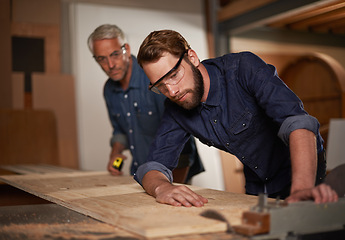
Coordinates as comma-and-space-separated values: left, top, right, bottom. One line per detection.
112, 157, 123, 171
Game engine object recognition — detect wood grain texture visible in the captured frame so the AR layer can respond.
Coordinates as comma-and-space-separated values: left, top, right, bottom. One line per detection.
0, 171, 257, 238
32, 73, 79, 169
0, 110, 59, 166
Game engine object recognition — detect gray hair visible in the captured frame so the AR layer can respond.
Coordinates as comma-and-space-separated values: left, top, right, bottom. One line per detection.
87, 24, 127, 53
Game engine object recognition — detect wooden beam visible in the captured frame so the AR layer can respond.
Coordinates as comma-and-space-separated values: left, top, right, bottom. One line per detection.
268, 0, 345, 28
288, 6, 345, 30
218, 0, 340, 34
235, 27, 345, 48
218, 0, 276, 22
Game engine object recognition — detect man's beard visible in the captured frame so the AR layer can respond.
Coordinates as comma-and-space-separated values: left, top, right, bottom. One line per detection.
177, 63, 204, 110
109, 57, 130, 82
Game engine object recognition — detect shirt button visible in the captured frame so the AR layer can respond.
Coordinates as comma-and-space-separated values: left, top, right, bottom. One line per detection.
133, 102, 138, 107
129, 129, 133, 134
242, 123, 246, 127
124, 94, 128, 99
226, 143, 230, 147
254, 166, 258, 169
265, 177, 269, 181
213, 119, 217, 123
134, 162, 138, 166
130, 145, 134, 150
148, 111, 152, 115
242, 156, 245, 160
127, 112, 131, 117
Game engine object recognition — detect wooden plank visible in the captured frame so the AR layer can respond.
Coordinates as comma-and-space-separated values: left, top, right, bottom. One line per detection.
0, 205, 246, 240
0, 164, 79, 175
0, 172, 257, 238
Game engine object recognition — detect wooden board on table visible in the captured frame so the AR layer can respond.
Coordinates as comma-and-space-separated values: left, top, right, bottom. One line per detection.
0, 171, 257, 238
0, 164, 80, 175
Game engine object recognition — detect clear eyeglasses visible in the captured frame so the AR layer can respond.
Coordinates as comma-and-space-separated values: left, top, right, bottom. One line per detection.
149, 51, 186, 94
94, 44, 126, 65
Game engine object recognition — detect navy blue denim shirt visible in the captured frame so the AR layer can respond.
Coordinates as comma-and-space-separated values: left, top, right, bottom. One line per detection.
134, 52, 323, 195
104, 55, 166, 174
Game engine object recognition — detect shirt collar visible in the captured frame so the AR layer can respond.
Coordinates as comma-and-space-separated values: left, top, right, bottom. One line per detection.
201, 61, 221, 108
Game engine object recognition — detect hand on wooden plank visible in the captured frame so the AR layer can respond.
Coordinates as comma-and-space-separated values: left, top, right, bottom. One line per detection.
142, 170, 208, 207
286, 183, 338, 204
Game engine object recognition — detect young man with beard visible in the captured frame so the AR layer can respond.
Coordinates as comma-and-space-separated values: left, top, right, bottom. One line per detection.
134, 29, 338, 207
87, 25, 204, 183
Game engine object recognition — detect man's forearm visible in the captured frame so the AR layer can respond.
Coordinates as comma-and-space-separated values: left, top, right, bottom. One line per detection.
289, 129, 317, 193
142, 170, 171, 197
110, 142, 126, 158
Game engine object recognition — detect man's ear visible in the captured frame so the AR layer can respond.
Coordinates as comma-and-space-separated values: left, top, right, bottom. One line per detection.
124, 43, 131, 56
187, 49, 200, 67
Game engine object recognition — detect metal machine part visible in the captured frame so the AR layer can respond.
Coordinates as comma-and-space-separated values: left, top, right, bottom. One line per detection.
233, 194, 345, 240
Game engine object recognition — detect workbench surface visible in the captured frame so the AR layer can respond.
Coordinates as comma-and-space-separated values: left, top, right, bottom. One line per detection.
0, 203, 250, 240
0, 165, 253, 239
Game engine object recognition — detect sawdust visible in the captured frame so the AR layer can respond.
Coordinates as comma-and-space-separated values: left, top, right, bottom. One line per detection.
0, 221, 143, 240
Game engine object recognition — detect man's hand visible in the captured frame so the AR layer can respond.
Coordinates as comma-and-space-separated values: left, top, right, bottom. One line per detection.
107, 154, 127, 176
286, 183, 338, 204
108, 142, 127, 176
142, 170, 208, 207
154, 182, 208, 207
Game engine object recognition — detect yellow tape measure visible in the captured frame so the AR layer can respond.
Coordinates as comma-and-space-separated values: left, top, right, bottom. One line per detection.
112, 157, 123, 170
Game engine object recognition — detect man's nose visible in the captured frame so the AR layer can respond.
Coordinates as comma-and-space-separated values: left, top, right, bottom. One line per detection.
166, 84, 179, 97
107, 56, 116, 68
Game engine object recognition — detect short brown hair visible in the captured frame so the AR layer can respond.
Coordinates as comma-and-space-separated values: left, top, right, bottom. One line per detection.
137, 30, 190, 67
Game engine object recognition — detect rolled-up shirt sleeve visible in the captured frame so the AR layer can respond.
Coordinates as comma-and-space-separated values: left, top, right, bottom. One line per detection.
110, 133, 128, 148
278, 114, 320, 146
134, 161, 173, 186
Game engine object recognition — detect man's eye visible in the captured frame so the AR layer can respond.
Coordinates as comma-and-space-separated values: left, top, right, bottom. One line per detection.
96, 57, 105, 62
156, 82, 164, 89
110, 52, 120, 57
170, 72, 178, 80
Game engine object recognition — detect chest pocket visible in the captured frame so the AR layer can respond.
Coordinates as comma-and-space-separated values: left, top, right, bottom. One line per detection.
136, 105, 162, 137
229, 111, 253, 135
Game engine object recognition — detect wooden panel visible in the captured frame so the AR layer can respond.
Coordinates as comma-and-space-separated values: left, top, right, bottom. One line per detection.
32, 73, 79, 169
12, 72, 25, 109
11, 22, 61, 74
220, 151, 245, 194
0, 110, 59, 165
12, 0, 60, 25
0, 172, 258, 238
0, 0, 12, 109
280, 53, 345, 146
